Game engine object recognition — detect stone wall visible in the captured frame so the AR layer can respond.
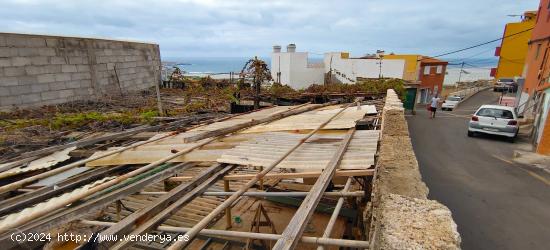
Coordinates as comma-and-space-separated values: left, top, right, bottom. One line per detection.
366, 89, 461, 249
0, 32, 161, 110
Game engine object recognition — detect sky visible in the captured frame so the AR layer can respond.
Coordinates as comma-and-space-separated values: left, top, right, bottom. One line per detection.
0, 0, 540, 59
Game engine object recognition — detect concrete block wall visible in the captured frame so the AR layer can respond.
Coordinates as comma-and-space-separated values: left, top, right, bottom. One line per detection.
0, 32, 161, 110
366, 89, 461, 249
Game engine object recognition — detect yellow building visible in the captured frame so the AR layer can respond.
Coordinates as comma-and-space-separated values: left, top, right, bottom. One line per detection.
383, 54, 421, 81
494, 11, 537, 79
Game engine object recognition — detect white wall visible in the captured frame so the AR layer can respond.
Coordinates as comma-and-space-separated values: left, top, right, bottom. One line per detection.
271, 52, 324, 89
323, 53, 405, 84
271, 49, 406, 89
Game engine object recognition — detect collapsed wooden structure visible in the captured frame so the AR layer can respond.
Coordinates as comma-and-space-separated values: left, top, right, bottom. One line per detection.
0, 97, 384, 249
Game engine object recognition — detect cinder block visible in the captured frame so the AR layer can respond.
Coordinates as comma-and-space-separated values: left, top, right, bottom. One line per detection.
27, 37, 46, 47
59, 89, 74, 98
21, 93, 41, 104
65, 81, 81, 88
0, 87, 10, 96
44, 65, 62, 74
18, 48, 40, 57
0, 58, 11, 67
71, 72, 91, 80
45, 38, 59, 47
62, 65, 77, 73
0, 95, 21, 106
4, 67, 26, 77
25, 66, 44, 75
38, 48, 57, 56
77, 65, 90, 72
9, 85, 32, 95
0, 47, 17, 57
55, 73, 71, 82
49, 82, 66, 91
0, 76, 18, 86
50, 57, 67, 64
0, 36, 5, 46
68, 56, 84, 64
11, 57, 31, 67
79, 80, 92, 88
30, 56, 49, 65
37, 74, 56, 83
31, 83, 50, 93
18, 75, 37, 85
5, 35, 27, 47
41, 90, 60, 100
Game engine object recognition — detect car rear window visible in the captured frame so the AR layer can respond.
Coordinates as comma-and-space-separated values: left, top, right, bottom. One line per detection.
476, 108, 514, 119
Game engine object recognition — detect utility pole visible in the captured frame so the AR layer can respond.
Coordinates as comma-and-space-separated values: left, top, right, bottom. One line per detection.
457, 61, 465, 88
377, 56, 383, 79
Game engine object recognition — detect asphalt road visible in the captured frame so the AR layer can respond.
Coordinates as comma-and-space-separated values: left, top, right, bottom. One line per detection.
407, 89, 550, 250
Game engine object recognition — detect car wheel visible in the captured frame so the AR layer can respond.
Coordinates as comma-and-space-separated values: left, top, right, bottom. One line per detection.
493, 88, 497, 92
507, 136, 516, 143
449, 108, 453, 111
467, 131, 474, 137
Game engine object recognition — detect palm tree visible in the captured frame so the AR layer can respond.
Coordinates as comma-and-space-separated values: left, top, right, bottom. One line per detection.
240, 57, 272, 109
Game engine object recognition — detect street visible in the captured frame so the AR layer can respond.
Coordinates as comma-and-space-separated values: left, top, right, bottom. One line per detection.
407, 89, 550, 250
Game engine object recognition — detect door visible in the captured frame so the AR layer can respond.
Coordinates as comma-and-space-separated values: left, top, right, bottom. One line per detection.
404, 88, 417, 110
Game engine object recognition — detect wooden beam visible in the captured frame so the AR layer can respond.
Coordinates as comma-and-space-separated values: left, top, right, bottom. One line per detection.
81, 220, 371, 248
317, 177, 353, 250
138, 191, 365, 197
99, 163, 233, 249
272, 128, 356, 250
182, 102, 330, 143
168, 102, 352, 250
0, 165, 125, 217
167, 169, 374, 182
0, 163, 194, 249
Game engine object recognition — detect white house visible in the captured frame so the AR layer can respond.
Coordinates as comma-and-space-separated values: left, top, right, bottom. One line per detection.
270, 44, 325, 89
271, 44, 406, 89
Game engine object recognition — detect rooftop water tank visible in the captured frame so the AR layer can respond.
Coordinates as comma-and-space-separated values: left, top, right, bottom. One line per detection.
273, 45, 281, 53
287, 44, 296, 53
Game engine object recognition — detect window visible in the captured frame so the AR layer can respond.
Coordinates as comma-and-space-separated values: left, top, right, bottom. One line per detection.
436, 65, 443, 74
424, 66, 431, 75
535, 44, 542, 60
476, 108, 514, 119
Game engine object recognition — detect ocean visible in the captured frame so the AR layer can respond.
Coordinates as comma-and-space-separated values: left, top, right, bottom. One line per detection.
162, 56, 497, 85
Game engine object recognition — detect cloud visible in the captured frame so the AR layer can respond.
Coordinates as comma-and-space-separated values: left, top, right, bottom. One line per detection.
0, 0, 539, 58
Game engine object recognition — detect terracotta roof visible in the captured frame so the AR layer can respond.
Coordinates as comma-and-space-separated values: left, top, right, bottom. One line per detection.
419, 56, 448, 64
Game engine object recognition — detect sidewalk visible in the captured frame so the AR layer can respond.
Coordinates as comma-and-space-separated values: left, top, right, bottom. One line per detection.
512, 137, 550, 174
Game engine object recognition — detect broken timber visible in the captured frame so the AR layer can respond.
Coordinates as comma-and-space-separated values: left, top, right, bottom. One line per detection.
273, 128, 356, 250
168, 101, 355, 249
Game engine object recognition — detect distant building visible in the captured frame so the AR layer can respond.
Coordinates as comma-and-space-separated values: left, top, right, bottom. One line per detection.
384, 54, 448, 104
270, 44, 325, 90
522, 0, 550, 155
270, 44, 406, 89
492, 11, 537, 80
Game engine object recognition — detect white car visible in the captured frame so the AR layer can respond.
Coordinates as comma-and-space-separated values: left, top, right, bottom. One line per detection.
441, 96, 462, 111
468, 105, 519, 141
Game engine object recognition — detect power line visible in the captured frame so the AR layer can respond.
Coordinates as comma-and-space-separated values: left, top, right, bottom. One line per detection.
430, 27, 533, 59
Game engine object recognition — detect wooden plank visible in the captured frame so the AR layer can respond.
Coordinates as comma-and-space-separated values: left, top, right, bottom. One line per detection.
0, 162, 194, 249
97, 163, 227, 245
272, 128, 356, 250
167, 102, 354, 250
0, 165, 125, 217
167, 169, 374, 182
106, 164, 235, 249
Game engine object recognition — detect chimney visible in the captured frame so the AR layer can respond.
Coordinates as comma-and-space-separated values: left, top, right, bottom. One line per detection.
273, 45, 281, 53
287, 44, 296, 53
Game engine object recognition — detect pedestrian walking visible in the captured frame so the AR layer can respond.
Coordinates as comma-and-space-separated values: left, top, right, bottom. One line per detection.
429, 95, 440, 119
